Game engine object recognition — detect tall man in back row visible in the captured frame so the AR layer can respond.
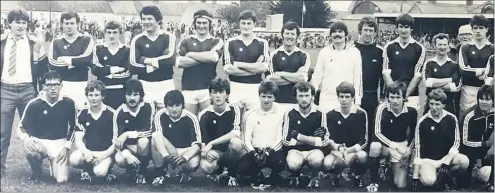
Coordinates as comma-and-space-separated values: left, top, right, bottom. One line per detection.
458, 15, 494, 118
382, 13, 425, 110
224, 10, 270, 112
48, 11, 94, 109
177, 10, 224, 115
130, 5, 177, 109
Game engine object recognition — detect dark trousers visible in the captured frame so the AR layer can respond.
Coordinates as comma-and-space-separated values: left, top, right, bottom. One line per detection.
1, 83, 36, 169
103, 88, 125, 110
237, 149, 286, 180
361, 91, 379, 151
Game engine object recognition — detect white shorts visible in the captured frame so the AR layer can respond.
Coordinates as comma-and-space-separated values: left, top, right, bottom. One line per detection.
277, 103, 296, 113
288, 149, 321, 160
460, 85, 479, 117
405, 96, 420, 110
60, 81, 87, 110
385, 141, 408, 163
36, 138, 67, 160
141, 79, 175, 107
183, 89, 210, 105
229, 82, 260, 110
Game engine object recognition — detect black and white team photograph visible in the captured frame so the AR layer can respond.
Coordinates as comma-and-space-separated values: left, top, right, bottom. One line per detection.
0, 0, 494, 192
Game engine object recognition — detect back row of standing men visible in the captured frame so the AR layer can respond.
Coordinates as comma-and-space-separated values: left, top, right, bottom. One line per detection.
0, 5, 493, 191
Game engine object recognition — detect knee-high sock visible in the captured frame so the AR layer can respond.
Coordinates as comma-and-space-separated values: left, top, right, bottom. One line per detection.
138, 156, 150, 175
27, 157, 42, 175
368, 156, 380, 183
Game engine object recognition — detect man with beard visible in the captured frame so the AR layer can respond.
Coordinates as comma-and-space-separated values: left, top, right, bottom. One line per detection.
382, 14, 425, 111
354, 17, 384, 152
224, 11, 270, 113
91, 20, 130, 110
129, 6, 176, 109
16, 71, 76, 183
236, 80, 285, 188
323, 82, 368, 188
422, 33, 460, 115
198, 78, 243, 187
458, 85, 494, 189
114, 79, 154, 184
266, 21, 310, 112
151, 90, 201, 185
411, 89, 469, 191
0, 8, 48, 176
177, 10, 224, 115
367, 81, 417, 192
458, 15, 494, 118
311, 21, 362, 113
282, 82, 328, 188
48, 11, 94, 110
69, 80, 116, 183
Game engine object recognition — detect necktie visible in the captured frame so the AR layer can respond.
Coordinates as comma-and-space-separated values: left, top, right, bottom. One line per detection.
8, 38, 18, 76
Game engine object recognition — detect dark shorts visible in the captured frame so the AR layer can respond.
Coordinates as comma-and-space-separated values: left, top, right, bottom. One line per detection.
460, 145, 490, 166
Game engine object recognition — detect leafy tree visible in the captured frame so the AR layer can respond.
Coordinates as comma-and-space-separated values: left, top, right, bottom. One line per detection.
270, 0, 335, 28
217, 0, 271, 26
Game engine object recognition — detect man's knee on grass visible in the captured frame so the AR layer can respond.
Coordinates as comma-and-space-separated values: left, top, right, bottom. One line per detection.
228, 137, 245, 154
200, 150, 222, 174
451, 153, 469, 171
355, 150, 368, 163
69, 150, 85, 167
369, 142, 382, 158
323, 153, 344, 172
477, 166, 492, 183
287, 150, 304, 171
418, 162, 437, 187
307, 150, 324, 169
183, 154, 200, 172
93, 158, 112, 177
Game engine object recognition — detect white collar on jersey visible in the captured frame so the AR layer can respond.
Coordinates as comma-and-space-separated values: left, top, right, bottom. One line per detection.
429, 56, 453, 64
276, 46, 300, 55
203, 104, 232, 117
103, 43, 124, 48
62, 32, 83, 43
386, 103, 409, 117
426, 109, 449, 123
39, 91, 64, 107
392, 37, 416, 44
86, 104, 108, 120
122, 102, 145, 117
293, 104, 319, 118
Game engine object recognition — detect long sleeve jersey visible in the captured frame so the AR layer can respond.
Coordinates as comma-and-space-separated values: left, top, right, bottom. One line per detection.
154, 109, 201, 148
354, 42, 384, 95
382, 38, 425, 96
243, 105, 284, 152
311, 44, 363, 105
224, 36, 270, 84
327, 105, 368, 149
415, 110, 460, 160
374, 102, 417, 147
462, 107, 494, 148
177, 35, 224, 90
282, 105, 329, 151
48, 34, 94, 81
129, 30, 176, 82
113, 102, 154, 141
198, 103, 241, 152
17, 94, 76, 147
484, 55, 494, 85
91, 43, 131, 88
458, 42, 494, 87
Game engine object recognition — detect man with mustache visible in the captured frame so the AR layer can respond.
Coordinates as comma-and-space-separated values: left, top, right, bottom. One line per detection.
48, 11, 94, 110
323, 82, 368, 189
266, 21, 310, 112
113, 79, 154, 184
458, 85, 494, 189
198, 78, 243, 187
177, 10, 224, 115
16, 71, 76, 183
129, 5, 176, 110
458, 15, 494, 118
422, 33, 460, 115
282, 82, 329, 188
151, 90, 201, 185
0, 8, 47, 176
382, 14, 425, 111
91, 20, 130, 110
311, 21, 362, 113
367, 81, 418, 192
69, 80, 116, 184
411, 89, 469, 192
224, 11, 270, 113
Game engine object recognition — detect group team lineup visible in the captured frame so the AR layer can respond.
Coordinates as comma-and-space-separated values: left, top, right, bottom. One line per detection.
1, 4, 494, 192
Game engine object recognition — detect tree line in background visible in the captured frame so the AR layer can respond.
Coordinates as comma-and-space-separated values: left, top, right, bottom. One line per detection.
217, 0, 335, 29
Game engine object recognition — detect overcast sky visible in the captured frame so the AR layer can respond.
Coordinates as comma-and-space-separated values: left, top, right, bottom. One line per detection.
166, 1, 484, 11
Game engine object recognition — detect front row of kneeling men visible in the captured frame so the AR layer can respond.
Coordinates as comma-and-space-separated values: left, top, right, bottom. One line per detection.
16, 71, 493, 191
